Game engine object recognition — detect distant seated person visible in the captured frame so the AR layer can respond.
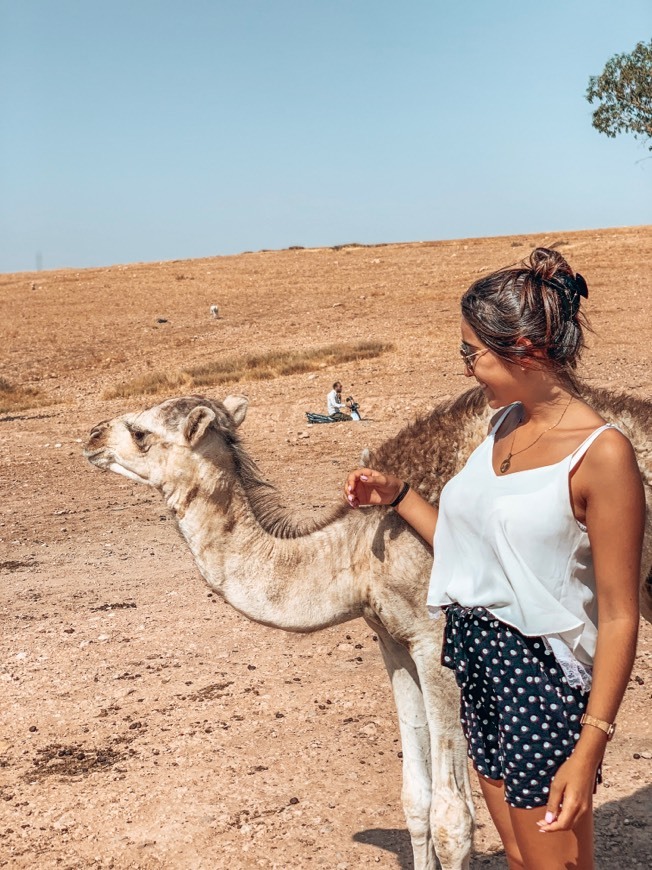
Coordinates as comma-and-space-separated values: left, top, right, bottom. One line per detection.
327, 381, 351, 421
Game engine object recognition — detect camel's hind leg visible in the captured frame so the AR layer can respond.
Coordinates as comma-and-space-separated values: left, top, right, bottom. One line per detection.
370, 619, 438, 870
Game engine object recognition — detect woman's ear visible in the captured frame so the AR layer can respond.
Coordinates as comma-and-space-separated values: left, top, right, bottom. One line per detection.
514, 336, 545, 368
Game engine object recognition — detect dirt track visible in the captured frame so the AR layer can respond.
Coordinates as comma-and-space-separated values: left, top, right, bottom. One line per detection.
1, 227, 651, 868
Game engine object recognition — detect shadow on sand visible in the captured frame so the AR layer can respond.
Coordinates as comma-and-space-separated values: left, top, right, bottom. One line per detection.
353, 783, 650, 868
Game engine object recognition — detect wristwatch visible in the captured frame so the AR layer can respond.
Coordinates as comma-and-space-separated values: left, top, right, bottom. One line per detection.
580, 713, 616, 740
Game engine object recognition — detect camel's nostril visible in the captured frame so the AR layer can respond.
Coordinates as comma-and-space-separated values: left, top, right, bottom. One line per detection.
88, 421, 109, 442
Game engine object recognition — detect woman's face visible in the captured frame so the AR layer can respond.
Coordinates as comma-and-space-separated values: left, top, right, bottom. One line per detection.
460, 318, 524, 409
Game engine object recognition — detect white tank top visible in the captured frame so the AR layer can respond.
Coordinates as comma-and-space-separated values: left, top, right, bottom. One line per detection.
426, 402, 619, 684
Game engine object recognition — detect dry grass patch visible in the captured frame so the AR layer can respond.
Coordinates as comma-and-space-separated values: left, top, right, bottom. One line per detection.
0, 377, 48, 415
103, 341, 393, 400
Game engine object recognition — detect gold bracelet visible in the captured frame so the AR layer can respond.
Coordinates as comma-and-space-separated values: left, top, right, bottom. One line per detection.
580, 713, 616, 740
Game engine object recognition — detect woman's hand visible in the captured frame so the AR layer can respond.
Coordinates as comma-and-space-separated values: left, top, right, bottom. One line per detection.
344, 467, 438, 545
536, 751, 601, 832
344, 467, 403, 509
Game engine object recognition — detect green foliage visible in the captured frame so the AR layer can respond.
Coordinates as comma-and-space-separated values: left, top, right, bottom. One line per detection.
586, 39, 652, 150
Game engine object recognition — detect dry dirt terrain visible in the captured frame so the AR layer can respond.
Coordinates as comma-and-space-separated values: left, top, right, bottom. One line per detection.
1, 227, 651, 869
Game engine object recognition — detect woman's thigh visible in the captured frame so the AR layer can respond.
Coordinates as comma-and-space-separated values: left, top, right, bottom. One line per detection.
509, 802, 594, 870
476, 773, 523, 869
477, 772, 594, 870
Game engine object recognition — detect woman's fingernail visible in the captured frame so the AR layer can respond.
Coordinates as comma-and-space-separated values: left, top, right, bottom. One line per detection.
360, 475, 368, 481
544, 811, 556, 824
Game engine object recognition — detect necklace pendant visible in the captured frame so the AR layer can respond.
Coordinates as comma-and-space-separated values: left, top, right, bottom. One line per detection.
500, 455, 512, 474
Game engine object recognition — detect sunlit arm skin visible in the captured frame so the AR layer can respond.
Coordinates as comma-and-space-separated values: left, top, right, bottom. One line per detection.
344, 468, 438, 545
538, 430, 645, 834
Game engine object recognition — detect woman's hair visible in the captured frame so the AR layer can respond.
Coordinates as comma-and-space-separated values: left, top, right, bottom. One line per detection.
461, 247, 590, 392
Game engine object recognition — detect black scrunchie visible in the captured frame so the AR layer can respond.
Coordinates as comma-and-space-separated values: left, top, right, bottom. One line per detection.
546, 272, 589, 320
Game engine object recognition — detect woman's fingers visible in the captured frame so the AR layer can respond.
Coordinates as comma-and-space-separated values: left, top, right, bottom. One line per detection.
539, 797, 587, 832
344, 468, 370, 507
536, 777, 565, 832
344, 468, 394, 508
537, 784, 588, 832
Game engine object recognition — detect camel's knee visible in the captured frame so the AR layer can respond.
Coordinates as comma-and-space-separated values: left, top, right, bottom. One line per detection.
430, 789, 474, 870
401, 781, 432, 843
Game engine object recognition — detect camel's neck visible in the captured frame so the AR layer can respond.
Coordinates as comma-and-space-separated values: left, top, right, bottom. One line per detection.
162, 466, 367, 633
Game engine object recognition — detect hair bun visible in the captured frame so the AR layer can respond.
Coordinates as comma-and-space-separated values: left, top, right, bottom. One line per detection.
527, 247, 588, 320
528, 247, 571, 282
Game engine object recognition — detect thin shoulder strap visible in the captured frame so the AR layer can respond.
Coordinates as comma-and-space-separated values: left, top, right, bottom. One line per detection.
569, 423, 620, 470
490, 403, 519, 437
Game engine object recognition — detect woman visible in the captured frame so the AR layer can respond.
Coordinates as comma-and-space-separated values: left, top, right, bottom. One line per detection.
344, 249, 644, 869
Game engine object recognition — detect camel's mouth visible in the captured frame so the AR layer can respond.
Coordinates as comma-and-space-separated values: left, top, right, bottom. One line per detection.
83, 448, 150, 485
107, 463, 150, 485
83, 447, 111, 467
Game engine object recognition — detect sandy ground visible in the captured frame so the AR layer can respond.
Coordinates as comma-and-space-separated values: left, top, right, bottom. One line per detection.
1, 227, 651, 869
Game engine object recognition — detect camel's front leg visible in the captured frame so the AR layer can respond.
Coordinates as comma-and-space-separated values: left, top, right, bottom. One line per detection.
411, 629, 475, 870
369, 620, 438, 870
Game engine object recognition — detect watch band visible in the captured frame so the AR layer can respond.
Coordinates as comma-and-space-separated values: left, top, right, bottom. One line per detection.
580, 713, 616, 740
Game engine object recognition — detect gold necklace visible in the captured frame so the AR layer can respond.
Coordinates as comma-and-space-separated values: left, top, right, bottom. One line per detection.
500, 395, 574, 474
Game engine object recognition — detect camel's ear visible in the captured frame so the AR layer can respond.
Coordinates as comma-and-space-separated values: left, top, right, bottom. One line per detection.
183, 406, 216, 446
222, 395, 248, 428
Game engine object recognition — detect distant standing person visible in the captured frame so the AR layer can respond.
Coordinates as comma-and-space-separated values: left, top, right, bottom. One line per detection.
327, 381, 351, 421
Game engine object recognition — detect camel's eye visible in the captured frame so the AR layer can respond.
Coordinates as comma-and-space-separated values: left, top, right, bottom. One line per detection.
130, 427, 149, 449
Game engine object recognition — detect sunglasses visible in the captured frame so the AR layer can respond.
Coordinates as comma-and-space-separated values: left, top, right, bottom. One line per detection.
460, 342, 489, 372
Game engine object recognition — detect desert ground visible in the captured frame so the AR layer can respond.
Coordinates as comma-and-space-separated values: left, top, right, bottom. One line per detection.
1, 226, 651, 869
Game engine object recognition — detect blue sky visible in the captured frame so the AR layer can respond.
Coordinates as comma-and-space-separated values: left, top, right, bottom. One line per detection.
1, 0, 650, 273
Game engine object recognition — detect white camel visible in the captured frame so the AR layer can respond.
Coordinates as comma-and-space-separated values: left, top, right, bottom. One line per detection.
84, 385, 652, 870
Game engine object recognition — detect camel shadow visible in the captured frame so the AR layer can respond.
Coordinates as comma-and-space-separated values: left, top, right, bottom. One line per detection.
353, 783, 651, 868
353, 827, 507, 869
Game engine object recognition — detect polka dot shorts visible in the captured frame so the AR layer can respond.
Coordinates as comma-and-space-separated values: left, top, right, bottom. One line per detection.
442, 604, 597, 809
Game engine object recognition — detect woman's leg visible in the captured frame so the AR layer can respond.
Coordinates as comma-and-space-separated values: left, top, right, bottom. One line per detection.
477, 770, 594, 869
508, 802, 594, 870
476, 772, 524, 869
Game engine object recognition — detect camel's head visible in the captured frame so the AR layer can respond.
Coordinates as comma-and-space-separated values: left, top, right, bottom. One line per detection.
84, 394, 249, 488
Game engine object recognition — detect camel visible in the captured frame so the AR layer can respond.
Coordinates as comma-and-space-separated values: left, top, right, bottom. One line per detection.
84, 385, 652, 870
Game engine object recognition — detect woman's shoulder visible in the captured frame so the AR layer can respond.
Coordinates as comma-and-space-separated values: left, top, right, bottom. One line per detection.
580, 424, 635, 464
573, 417, 639, 491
